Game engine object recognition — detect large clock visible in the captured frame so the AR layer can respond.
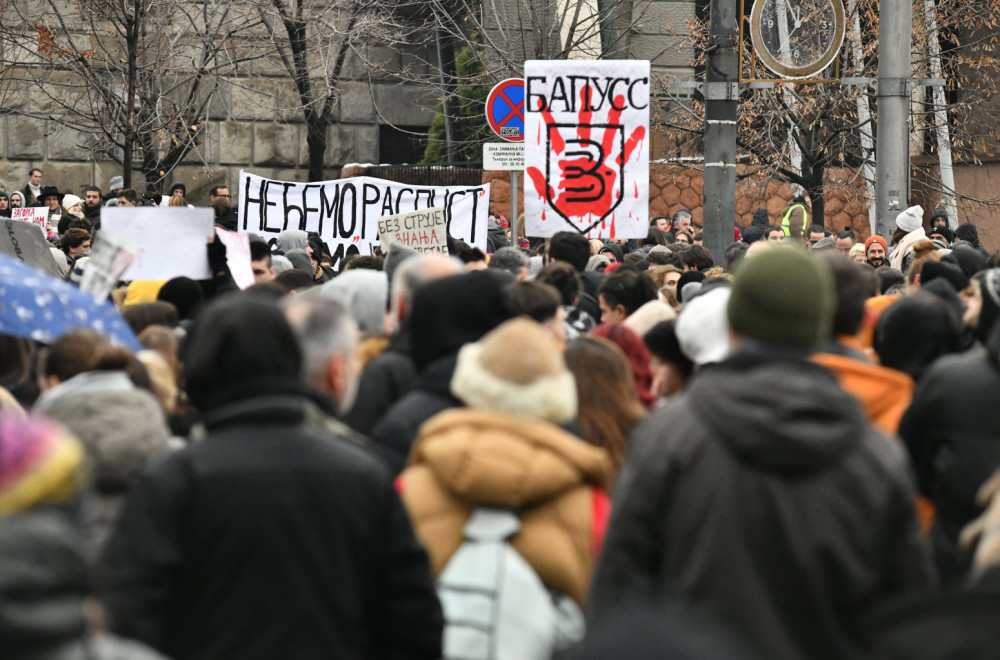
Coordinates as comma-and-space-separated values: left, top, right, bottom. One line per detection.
749, 0, 845, 79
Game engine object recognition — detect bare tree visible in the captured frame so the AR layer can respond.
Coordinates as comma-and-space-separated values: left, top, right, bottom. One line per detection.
659, 0, 1000, 227
249, 0, 415, 181
0, 0, 264, 191
401, 0, 653, 161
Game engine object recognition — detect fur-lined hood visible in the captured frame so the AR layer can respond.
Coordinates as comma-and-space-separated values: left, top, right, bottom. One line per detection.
410, 408, 612, 507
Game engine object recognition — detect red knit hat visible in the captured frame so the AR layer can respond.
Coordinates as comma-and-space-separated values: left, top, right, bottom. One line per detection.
864, 235, 888, 254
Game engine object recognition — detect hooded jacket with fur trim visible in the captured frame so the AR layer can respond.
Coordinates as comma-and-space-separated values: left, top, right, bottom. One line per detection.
399, 408, 612, 605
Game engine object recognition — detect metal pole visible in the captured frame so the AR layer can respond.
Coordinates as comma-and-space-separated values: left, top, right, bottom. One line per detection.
511, 170, 519, 246
875, 0, 912, 238
702, 0, 738, 266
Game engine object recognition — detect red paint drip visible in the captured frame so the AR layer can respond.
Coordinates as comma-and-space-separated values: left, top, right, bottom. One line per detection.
610, 214, 616, 239
634, 181, 639, 199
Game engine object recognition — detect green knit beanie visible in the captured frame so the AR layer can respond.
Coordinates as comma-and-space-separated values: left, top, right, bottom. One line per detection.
726, 247, 834, 349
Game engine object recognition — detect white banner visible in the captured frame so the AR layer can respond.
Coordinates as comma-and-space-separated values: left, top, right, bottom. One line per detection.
524, 60, 650, 239
237, 171, 490, 267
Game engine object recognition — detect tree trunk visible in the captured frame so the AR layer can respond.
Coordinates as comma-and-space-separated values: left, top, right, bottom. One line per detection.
306, 122, 328, 182
807, 162, 825, 228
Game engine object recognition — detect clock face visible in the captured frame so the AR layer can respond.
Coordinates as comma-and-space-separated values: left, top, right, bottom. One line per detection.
749, 0, 845, 79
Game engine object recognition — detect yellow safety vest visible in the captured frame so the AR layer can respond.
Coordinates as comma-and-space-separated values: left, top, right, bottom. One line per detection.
781, 203, 809, 237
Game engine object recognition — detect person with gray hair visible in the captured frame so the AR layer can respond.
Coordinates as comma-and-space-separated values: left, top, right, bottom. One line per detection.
283, 294, 362, 417
343, 253, 463, 435
487, 246, 530, 279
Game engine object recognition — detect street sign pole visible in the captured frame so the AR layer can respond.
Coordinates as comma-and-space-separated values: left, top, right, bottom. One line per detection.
511, 171, 519, 245
702, 0, 739, 266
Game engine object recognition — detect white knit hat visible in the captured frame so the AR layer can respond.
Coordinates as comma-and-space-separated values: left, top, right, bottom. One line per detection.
676, 286, 732, 366
450, 318, 577, 424
895, 205, 925, 233
61, 194, 83, 213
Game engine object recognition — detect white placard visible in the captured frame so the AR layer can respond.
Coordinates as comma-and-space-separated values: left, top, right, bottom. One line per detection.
80, 232, 138, 300
12, 207, 48, 229
484, 143, 525, 171
101, 207, 214, 281
523, 60, 650, 239
377, 207, 448, 254
237, 171, 489, 269
215, 228, 255, 290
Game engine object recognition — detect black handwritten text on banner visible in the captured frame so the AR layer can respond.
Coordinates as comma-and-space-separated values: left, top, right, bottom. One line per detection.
238, 170, 490, 266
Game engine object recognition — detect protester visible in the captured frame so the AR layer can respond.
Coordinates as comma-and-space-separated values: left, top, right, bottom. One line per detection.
369, 270, 514, 474
397, 318, 612, 656
564, 335, 646, 473
97, 297, 443, 660
34, 335, 173, 560
589, 249, 934, 660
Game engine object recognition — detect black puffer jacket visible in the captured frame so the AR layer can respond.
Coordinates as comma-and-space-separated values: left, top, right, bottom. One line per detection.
899, 347, 1000, 581
589, 351, 935, 660
98, 389, 443, 660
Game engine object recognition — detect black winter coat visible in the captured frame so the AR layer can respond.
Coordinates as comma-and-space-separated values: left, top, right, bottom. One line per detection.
369, 353, 461, 475
588, 351, 935, 660
344, 326, 417, 436
866, 565, 1000, 659
899, 348, 1000, 580
97, 392, 443, 660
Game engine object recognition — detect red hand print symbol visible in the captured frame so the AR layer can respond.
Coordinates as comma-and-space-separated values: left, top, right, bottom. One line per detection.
527, 86, 645, 234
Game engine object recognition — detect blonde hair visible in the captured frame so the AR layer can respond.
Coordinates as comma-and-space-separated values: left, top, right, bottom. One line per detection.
168, 196, 187, 207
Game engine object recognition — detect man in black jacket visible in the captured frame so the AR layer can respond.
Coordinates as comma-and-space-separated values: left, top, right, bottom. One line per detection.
588, 249, 935, 660
98, 297, 442, 660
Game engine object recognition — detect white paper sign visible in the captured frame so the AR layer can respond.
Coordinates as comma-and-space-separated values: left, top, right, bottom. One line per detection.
101, 207, 213, 281
237, 171, 489, 269
80, 232, 138, 300
523, 60, 650, 239
215, 228, 255, 290
377, 207, 448, 254
12, 207, 48, 229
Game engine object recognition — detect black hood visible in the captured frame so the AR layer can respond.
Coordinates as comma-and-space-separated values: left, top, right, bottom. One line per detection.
599, 242, 625, 264
409, 270, 514, 370
182, 297, 303, 411
0, 509, 87, 655
686, 351, 867, 476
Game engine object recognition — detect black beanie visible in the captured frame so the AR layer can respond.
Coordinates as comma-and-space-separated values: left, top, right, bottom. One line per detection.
927, 225, 954, 245
675, 271, 705, 304
643, 320, 694, 379
410, 270, 515, 370
182, 297, 302, 411
943, 245, 986, 279
955, 223, 981, 248
920, 260, 969, 293
157, 276, 204, 320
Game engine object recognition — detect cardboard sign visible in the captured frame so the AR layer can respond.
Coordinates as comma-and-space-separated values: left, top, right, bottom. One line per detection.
12, 206, 49, 230
523, 60, 650, 239
79, 232, 138, 300
101, 207, 214, 281
0, 219, 65, 278
377, 207, 448, 254
215, 228, 255, 290
237, 171, 489, 269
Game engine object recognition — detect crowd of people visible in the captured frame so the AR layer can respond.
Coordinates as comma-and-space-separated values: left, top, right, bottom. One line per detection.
3, 168, 1000, 659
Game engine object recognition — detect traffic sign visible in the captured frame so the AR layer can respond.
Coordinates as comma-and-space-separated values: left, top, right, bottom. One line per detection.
485, 79, 525, 142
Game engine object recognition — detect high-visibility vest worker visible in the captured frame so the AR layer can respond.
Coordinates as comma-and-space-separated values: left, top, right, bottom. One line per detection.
781, 202, 809, 238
